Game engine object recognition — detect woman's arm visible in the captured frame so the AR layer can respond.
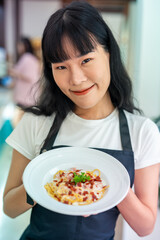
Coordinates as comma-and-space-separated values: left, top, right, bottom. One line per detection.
117, 163, 160, 237
3, 149, 36, 218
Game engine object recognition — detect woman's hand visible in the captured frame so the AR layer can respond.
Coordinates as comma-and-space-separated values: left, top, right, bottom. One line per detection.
83, 213, 98, 217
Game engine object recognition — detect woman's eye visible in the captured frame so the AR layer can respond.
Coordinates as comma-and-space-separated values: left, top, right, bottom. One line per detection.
56, 66, 66, 70
82, 58, 91, 64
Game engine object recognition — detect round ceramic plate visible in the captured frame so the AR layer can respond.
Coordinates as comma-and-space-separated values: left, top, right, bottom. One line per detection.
23, 147, 130, 216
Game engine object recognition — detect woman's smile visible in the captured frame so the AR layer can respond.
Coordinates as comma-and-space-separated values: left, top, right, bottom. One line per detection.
70, 84, 95, 96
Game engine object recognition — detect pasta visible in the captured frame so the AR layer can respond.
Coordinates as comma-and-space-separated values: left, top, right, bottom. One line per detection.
44, 168, 109, 205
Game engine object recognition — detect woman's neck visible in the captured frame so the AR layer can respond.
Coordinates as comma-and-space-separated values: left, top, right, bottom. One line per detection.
74, 94, 115, 120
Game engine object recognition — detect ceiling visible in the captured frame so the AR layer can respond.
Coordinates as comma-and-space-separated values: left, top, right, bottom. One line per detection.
62, 0, 136, 13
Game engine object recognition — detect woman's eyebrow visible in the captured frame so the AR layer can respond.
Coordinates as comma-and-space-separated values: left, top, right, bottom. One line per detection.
53, 50, 95, 64
77, 50, 95, 58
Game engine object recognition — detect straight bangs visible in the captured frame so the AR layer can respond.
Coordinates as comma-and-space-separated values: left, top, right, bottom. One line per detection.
42, 17, 98, 64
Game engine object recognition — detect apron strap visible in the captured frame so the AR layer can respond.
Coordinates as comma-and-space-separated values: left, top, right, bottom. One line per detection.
40, 131, 59, 154
119, 109, 132, 151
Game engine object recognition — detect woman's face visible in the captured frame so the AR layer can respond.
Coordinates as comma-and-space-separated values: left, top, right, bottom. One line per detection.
51, 40, 113, 118
17, 42, 25, 56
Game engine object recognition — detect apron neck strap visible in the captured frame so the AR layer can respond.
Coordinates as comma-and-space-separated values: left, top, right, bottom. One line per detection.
119, 109, 132, 151
40, 131, 59, 154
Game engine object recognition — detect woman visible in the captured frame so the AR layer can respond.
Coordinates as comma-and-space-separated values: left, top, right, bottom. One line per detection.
3, 2, 160, 240
9, 37, 40, 107
9, 37, 40, 125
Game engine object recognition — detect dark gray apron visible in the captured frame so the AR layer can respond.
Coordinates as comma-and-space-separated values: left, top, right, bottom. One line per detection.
20, 109, 134, 240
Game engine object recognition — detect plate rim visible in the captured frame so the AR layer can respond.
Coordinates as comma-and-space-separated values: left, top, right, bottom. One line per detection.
23, 146, 130, 215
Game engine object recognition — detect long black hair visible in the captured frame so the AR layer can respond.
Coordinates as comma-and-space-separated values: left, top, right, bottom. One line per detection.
16, 36, 37, 61
24, 1, 140, 146
18, 37, 34, 55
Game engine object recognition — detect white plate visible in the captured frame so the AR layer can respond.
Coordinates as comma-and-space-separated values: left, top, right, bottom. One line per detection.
23, 147, 130, 216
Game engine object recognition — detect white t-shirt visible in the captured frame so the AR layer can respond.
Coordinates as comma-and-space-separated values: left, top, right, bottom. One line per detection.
6, 108, 160, 169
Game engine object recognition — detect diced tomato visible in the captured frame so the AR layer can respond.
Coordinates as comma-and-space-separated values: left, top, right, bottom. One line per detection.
83, 191, 88, 195
83, 197, 88, 202
77, 182, 82, 187
70, 186, 76, 192
60, 172, 65, 177
95, 176, 102, 181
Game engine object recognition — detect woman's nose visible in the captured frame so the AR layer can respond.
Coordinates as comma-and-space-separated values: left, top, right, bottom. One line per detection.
70, 66, 87, 85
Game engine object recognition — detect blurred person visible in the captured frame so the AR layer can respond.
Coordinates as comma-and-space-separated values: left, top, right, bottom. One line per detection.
9, 37, 41, 125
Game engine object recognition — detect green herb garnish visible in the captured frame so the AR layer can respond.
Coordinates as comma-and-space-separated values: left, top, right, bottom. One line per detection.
72, 172, 91, 185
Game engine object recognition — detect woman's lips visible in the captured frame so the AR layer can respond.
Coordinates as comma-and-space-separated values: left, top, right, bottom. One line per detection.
71, 85, 95, 96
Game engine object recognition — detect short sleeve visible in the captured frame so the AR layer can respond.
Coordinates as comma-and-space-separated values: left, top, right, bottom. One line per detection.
135, 119, 160, 169
6, 112, 37, 159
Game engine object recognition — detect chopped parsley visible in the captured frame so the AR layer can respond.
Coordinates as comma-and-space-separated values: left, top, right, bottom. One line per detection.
72, 172, 91, 185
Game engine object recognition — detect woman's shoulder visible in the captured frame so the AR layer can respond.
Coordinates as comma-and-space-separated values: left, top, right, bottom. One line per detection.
22, 111, 55, 126
6, 112, 55, 159
124, 110, 159, 134
19, 53, 39, 65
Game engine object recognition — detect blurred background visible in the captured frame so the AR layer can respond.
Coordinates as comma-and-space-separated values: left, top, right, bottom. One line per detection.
0, 0, 160, 239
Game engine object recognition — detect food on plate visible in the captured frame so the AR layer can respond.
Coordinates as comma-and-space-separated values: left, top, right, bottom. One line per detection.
44, 168, 109, 205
